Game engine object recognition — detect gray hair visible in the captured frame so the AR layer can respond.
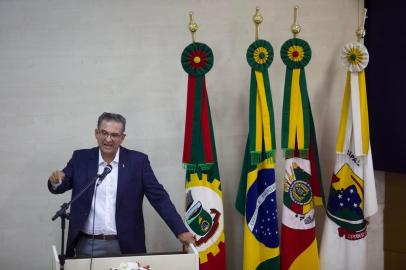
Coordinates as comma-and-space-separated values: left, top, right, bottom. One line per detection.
97, 112, 127, 132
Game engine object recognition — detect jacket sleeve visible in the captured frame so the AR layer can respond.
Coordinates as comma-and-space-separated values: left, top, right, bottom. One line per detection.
47, 151, 75, 194
141, 156, 188, 237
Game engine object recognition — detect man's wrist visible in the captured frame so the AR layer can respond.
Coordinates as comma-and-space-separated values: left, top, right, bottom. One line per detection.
49, 179, 62, 190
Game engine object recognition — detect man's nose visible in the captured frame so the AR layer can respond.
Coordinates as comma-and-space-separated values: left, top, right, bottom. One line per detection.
105, 134, 113, 142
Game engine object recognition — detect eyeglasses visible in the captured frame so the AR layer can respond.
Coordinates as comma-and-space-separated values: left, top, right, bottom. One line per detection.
97, 129, 124, 141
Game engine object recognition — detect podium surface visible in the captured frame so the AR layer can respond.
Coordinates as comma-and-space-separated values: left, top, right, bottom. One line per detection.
52, 245, 199, 270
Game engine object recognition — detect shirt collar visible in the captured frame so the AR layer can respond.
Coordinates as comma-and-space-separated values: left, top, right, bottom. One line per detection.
98, 147, 120, 166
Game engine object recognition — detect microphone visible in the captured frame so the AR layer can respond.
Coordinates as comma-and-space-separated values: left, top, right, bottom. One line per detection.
96, 164, 113, 186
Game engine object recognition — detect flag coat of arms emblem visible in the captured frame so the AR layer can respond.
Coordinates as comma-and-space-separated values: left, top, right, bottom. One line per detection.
181, 42, 226, 270
319, 41, 378, 270
279, 37, 325, 270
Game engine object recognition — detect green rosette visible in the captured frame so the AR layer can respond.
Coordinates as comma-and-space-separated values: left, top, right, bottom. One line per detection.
280, 38, 311, 69
181, 42, 213, 76
246, 39, 274, 71
246, 39, 276, 165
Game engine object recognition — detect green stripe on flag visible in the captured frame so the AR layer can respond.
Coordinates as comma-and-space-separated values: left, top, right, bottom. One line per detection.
281, 68, 293, 151
190, 76, 205, 167
257, 256, 280, 270
249, 69, 260, 164
299, 68, 310, 157
236, 136, 250, 214
263, 71, 276, 159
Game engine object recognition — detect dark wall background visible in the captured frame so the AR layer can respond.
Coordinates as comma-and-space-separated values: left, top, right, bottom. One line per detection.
365, 1, 405, 173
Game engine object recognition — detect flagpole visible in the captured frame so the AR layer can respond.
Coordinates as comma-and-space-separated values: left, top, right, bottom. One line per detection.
188, 11, 198, 43
356, 8, 367, 42
252, 7, 263, 40
291, 6, 301, 37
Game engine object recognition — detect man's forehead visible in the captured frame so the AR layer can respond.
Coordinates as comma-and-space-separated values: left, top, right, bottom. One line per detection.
99, 120, 124, 131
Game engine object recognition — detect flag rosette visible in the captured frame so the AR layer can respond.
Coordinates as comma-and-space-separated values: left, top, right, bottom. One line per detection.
341, 42, 369, 72
245, 39, 276, 164
247, 39, 274, 71
181, 42, 213, 76
280, 38, 311, 69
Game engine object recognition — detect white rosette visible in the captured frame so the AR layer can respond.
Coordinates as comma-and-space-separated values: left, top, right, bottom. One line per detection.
338, 42, 370, 157
341, 42, 369, 72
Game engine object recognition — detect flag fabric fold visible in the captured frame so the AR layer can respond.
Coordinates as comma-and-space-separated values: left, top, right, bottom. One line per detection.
336, 43, 370, 156
181, 42, 215, 171
181, 42, 226, 270
246, 39, 277, 165
280, 38, 312, 158
279, 38, 325, 270
320, 42, 378, 270
236, 39, 280, 270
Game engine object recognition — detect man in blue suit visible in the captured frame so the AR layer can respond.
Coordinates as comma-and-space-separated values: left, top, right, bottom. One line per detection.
48, 112, 194, 257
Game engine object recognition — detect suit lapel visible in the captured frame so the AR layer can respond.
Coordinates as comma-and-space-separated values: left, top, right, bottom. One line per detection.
116, 146, 129, 208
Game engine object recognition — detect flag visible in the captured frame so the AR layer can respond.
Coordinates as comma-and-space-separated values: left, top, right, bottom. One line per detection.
235, 39, 280, 270
279, 38, 325, 270
181, 42, 226, 270
319, 42, 378, 270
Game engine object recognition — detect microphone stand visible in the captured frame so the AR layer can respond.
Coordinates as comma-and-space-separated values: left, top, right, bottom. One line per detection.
51, 172, 108, 270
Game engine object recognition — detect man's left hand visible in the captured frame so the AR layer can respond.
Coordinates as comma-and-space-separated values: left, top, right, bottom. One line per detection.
177, 231, 195, 246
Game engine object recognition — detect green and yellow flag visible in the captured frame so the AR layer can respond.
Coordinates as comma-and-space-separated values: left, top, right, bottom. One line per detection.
236, 39, 280, 270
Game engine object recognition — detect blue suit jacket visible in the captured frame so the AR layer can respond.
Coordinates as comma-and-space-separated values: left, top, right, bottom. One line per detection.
48, 146, 187, 257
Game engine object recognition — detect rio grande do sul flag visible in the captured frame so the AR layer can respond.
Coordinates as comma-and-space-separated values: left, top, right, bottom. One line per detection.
319, 42, 378, 270
181, 42, 226, 270
236, 38, 280, 270
279, 37, 325, 270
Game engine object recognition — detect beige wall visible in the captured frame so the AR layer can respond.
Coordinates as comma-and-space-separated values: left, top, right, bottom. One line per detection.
0, 0, 383, 269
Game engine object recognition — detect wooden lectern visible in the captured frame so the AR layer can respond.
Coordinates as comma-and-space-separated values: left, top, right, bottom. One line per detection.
52, 244, 199, 270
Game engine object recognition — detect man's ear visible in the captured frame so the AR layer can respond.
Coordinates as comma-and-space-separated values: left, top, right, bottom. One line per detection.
94, 128, 98, 137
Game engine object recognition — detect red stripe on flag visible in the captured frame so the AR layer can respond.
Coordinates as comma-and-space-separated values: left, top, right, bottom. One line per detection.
199, 241, 226, 270
183, 75, 196, 164
281, 224, 316, 270
201, 78, 214, 163
331, 173, 340, 183
290, 202, 303, 214
308, 135, 322, 197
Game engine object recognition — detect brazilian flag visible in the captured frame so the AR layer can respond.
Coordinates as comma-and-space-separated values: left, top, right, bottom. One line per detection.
236, 142, 280, 270
235, 39, 280, 270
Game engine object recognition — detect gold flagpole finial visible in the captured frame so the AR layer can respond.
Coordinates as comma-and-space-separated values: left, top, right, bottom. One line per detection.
291, 6, 301, 37
356, 8, 367, 42
188, 11, 198, 43
253, 6, 263, 40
